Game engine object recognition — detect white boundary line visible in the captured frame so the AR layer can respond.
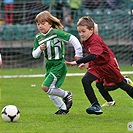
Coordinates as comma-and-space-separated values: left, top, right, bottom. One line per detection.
0, 71, 133, 78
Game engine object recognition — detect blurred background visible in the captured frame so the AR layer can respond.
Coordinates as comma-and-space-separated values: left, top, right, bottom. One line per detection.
0, 0, 133, 68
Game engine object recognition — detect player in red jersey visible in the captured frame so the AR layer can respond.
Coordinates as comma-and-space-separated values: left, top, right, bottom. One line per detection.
65, 16, 133, 115
90, 18, 133, 107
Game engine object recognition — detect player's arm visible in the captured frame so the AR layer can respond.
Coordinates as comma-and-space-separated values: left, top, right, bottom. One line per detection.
32, 38, 46, 58
65, 54, 96, 66
57, 29, 83, 59
32, 46, 42, 59
69, 34, 83, 60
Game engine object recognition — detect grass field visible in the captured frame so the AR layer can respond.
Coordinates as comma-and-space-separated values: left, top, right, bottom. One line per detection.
0, 66, 133, 133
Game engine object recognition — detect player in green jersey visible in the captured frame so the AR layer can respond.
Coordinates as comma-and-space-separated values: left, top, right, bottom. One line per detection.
32, 11, 83, 115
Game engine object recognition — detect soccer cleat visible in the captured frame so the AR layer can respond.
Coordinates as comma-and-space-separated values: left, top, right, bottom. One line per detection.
86, 104, 103, 115
101, 101, 116, 107
124, 76, 133, 86
55, 109, 69, 115
63, 92, 72, 110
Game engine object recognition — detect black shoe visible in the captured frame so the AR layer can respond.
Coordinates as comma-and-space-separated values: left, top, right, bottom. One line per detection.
86, 104, 103, 115
55, 109, 69, 115
63, 92, 72, 110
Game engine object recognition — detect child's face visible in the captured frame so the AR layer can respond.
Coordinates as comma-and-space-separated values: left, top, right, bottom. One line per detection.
37, 21, 52, 34
77, 25, 93, 41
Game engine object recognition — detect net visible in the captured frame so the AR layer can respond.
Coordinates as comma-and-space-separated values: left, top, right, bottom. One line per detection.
0, 0, 133, 68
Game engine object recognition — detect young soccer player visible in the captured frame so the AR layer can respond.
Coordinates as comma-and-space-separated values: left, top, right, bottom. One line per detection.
32, 11, 83, 115
65, 16, 133, 115
86, 18, 133, 107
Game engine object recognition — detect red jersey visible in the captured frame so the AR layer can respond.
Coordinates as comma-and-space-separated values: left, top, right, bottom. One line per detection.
83, 34, 114, 66
82, 34, 124, 84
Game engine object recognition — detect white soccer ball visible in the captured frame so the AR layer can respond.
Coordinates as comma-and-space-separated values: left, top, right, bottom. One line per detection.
1, 105, 20, 122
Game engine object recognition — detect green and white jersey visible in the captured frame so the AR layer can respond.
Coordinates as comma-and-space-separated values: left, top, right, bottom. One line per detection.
33, 28, 71, 60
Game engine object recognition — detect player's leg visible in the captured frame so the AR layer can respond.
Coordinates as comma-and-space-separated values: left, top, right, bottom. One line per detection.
101, 60, 133, 99
116, 80, 133, 98
103, 75, 133, 91
104, 85, 119, 91
82, 72, 103, 115
106, 64, 133, 98
54, 65, 72, 110
52, 62, 72, 110
42, 62, 72, 114
42, 73, 69, 114
47, 87, 72, 110
96, 82, 115, 107
49, 95, 69, 114
124, 76, 133, 86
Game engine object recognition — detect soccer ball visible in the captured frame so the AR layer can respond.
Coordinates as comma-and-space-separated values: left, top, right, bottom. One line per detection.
1, 105, 20, 122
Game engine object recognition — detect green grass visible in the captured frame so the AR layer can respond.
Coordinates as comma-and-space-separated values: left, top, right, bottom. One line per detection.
1, 65, 132, 75
0, 66, 133, 133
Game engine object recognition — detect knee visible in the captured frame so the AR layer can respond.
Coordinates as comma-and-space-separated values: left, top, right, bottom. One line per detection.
104, 86, 112, 91
49, 95, 57, 100
42, 85, 49, 92
104, 86, 118, 91
96, 82, 102, 89
81, 76, 92, 91
82, 76, 90, 84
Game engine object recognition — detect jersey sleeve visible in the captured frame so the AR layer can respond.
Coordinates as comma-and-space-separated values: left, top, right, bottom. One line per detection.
68, 35, 83, 57
33, 37, 39, 50
57, 29, 71, 42
56, 29, 83, 57
32, 37, 42, 58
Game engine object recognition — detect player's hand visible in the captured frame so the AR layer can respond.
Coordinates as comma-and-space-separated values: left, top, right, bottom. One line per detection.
65, 61, 77, 66
40, 44, 46, 51
78, 63, 89, 70
132, 64, 133, 67
78, 63, 86, 70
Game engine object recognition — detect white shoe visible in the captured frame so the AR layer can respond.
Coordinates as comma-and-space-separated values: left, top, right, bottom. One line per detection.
101, 101, 116, 107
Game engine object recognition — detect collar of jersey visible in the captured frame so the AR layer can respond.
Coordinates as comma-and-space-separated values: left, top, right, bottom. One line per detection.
42, 27, 53, 36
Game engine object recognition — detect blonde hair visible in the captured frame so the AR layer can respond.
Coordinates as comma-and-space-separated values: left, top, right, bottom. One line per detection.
77, 16, 94, 29
35, 11, 64, 30
77, 16, 98, 34
94, 23, 98, 34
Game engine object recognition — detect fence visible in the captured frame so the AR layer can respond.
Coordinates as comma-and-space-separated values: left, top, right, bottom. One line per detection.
0, 0, 133, 67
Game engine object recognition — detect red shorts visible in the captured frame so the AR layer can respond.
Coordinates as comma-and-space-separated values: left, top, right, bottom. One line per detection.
95, 79, 116, 86
88, 58, 124, 84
